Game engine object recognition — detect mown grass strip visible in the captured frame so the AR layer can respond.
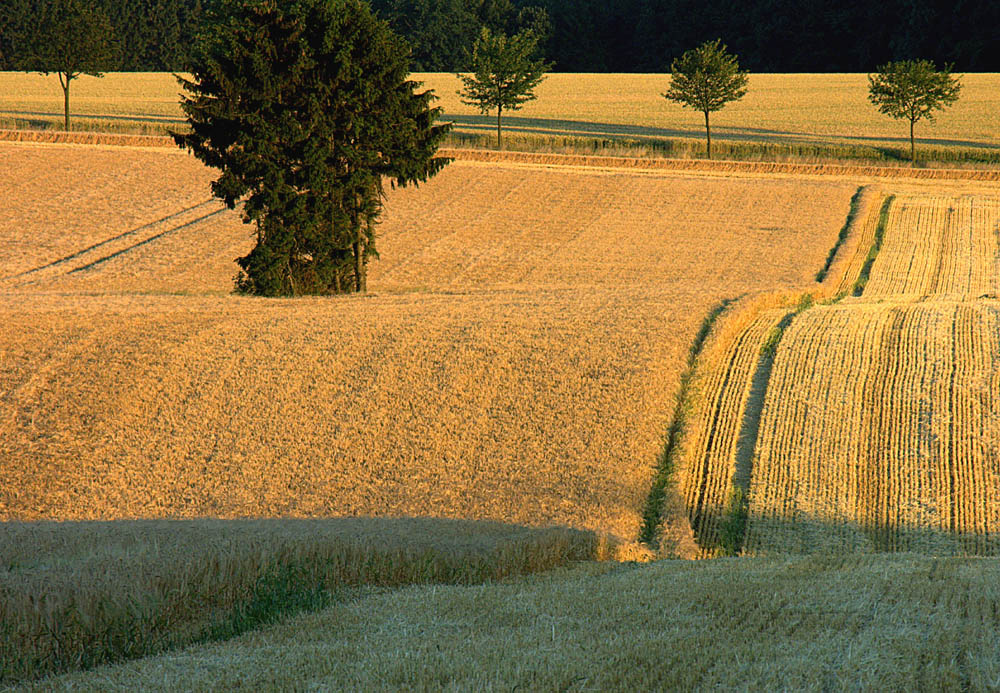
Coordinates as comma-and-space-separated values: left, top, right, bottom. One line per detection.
852, 196, 895, 296
816, 187, 864, 282
638, 299, 734, 547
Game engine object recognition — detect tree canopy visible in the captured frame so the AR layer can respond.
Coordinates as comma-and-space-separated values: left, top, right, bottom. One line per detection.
457, 27, 550, 148
174, 0, 451, 296
662, 39, 748, 159
868, 60, 962, 165
3, 0, 1000, 73
15, 0, 118, 131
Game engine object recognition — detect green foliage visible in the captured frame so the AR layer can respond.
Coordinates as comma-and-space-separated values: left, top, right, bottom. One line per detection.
457, 27, 551, 148
17, 0, 119, 131
868, 60, 962, 164
639, 298, 733, 547
175, 0, 451, 296
717, 486, 747, 556
663, 39, 748, 159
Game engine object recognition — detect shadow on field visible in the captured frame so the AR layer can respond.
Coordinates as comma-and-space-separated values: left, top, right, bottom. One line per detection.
446, 113, 1000, 151
0, 516, 604, 685
688, 505, 1000, 558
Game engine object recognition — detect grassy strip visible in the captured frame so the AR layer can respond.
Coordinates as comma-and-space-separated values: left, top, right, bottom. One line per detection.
445, 131, 1000, 168
638, 299, 734, 547
816, 187, 864, 282
852, 196, 895, 296
5, 114, 1000, 168
0, 520, 600, 685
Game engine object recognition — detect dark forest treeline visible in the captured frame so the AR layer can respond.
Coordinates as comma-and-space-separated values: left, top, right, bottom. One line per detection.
2, 0, 999, 73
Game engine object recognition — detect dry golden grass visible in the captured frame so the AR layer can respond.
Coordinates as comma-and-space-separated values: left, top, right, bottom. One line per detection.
4, 72, 1000, 153
30, 554, 1000, 691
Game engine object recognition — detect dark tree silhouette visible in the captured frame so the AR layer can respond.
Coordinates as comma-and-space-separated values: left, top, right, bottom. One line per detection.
20, 0, 118, 131
174, 0, 451, 296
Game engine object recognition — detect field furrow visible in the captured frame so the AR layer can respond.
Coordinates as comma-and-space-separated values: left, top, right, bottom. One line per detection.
744, 301, 1000, 555
860, 194, 1000, 299
676, 306, 789, 552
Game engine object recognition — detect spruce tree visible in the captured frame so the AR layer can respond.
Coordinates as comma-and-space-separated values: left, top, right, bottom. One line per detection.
174, 0, 451, 296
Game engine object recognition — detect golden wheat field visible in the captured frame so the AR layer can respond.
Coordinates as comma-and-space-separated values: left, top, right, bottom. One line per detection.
747, 299, 1000, 555
3, 72, 1000, 151
0, 141, 858, 546
672, 187, 1000, 557
0, 138, 867, 683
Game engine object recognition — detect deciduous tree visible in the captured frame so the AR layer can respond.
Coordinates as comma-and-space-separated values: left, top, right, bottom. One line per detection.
662, 39, 748, 160
868, 59, 962, 165
175, 0, 451, 296
457, 27, 550, 149
19, 0, 118, 131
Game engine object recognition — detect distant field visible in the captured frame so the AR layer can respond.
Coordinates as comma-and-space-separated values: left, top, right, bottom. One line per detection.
3, 72, 1000, 162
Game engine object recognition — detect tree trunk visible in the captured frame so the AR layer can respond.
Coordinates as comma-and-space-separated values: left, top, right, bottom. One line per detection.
496, 105, 502, 149
910, 119, 915, 167
60, 73, 71, 131
704, 110, 711, 160
352, 240, 366, 293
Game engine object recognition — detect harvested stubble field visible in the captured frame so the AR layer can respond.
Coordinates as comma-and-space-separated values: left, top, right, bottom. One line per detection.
4, 72, 1000, 162
673, 187, 1000, 557
0, 138, 864, 682
0, 142, 857, 543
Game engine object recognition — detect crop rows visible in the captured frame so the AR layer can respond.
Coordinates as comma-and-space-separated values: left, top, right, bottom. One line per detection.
675, 303, 790, 553
859, 195, 1000, 299
744, 300, 1000, 555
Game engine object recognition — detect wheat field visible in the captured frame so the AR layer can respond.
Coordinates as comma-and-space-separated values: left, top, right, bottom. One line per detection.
0, 138, 865, 682
747, 299, 1000, 554
0, 142, 858, 544
670, 187, 1000, 556
3, 72, 1000, 153
32, 554, 1000, 691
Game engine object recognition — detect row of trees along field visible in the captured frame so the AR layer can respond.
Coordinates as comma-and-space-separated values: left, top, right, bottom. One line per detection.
2, 0, 1000, 72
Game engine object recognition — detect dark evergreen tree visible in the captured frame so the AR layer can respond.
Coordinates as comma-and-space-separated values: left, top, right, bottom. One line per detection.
175, 0, 451, 296
18, 0, 119, 130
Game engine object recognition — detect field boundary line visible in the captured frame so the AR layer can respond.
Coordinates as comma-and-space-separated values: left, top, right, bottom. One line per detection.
4, 129, 1000, 180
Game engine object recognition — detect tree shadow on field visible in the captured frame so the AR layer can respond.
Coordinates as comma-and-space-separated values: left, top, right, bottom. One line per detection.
445, 113, 1000, 151
690, 505, 1000, 558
